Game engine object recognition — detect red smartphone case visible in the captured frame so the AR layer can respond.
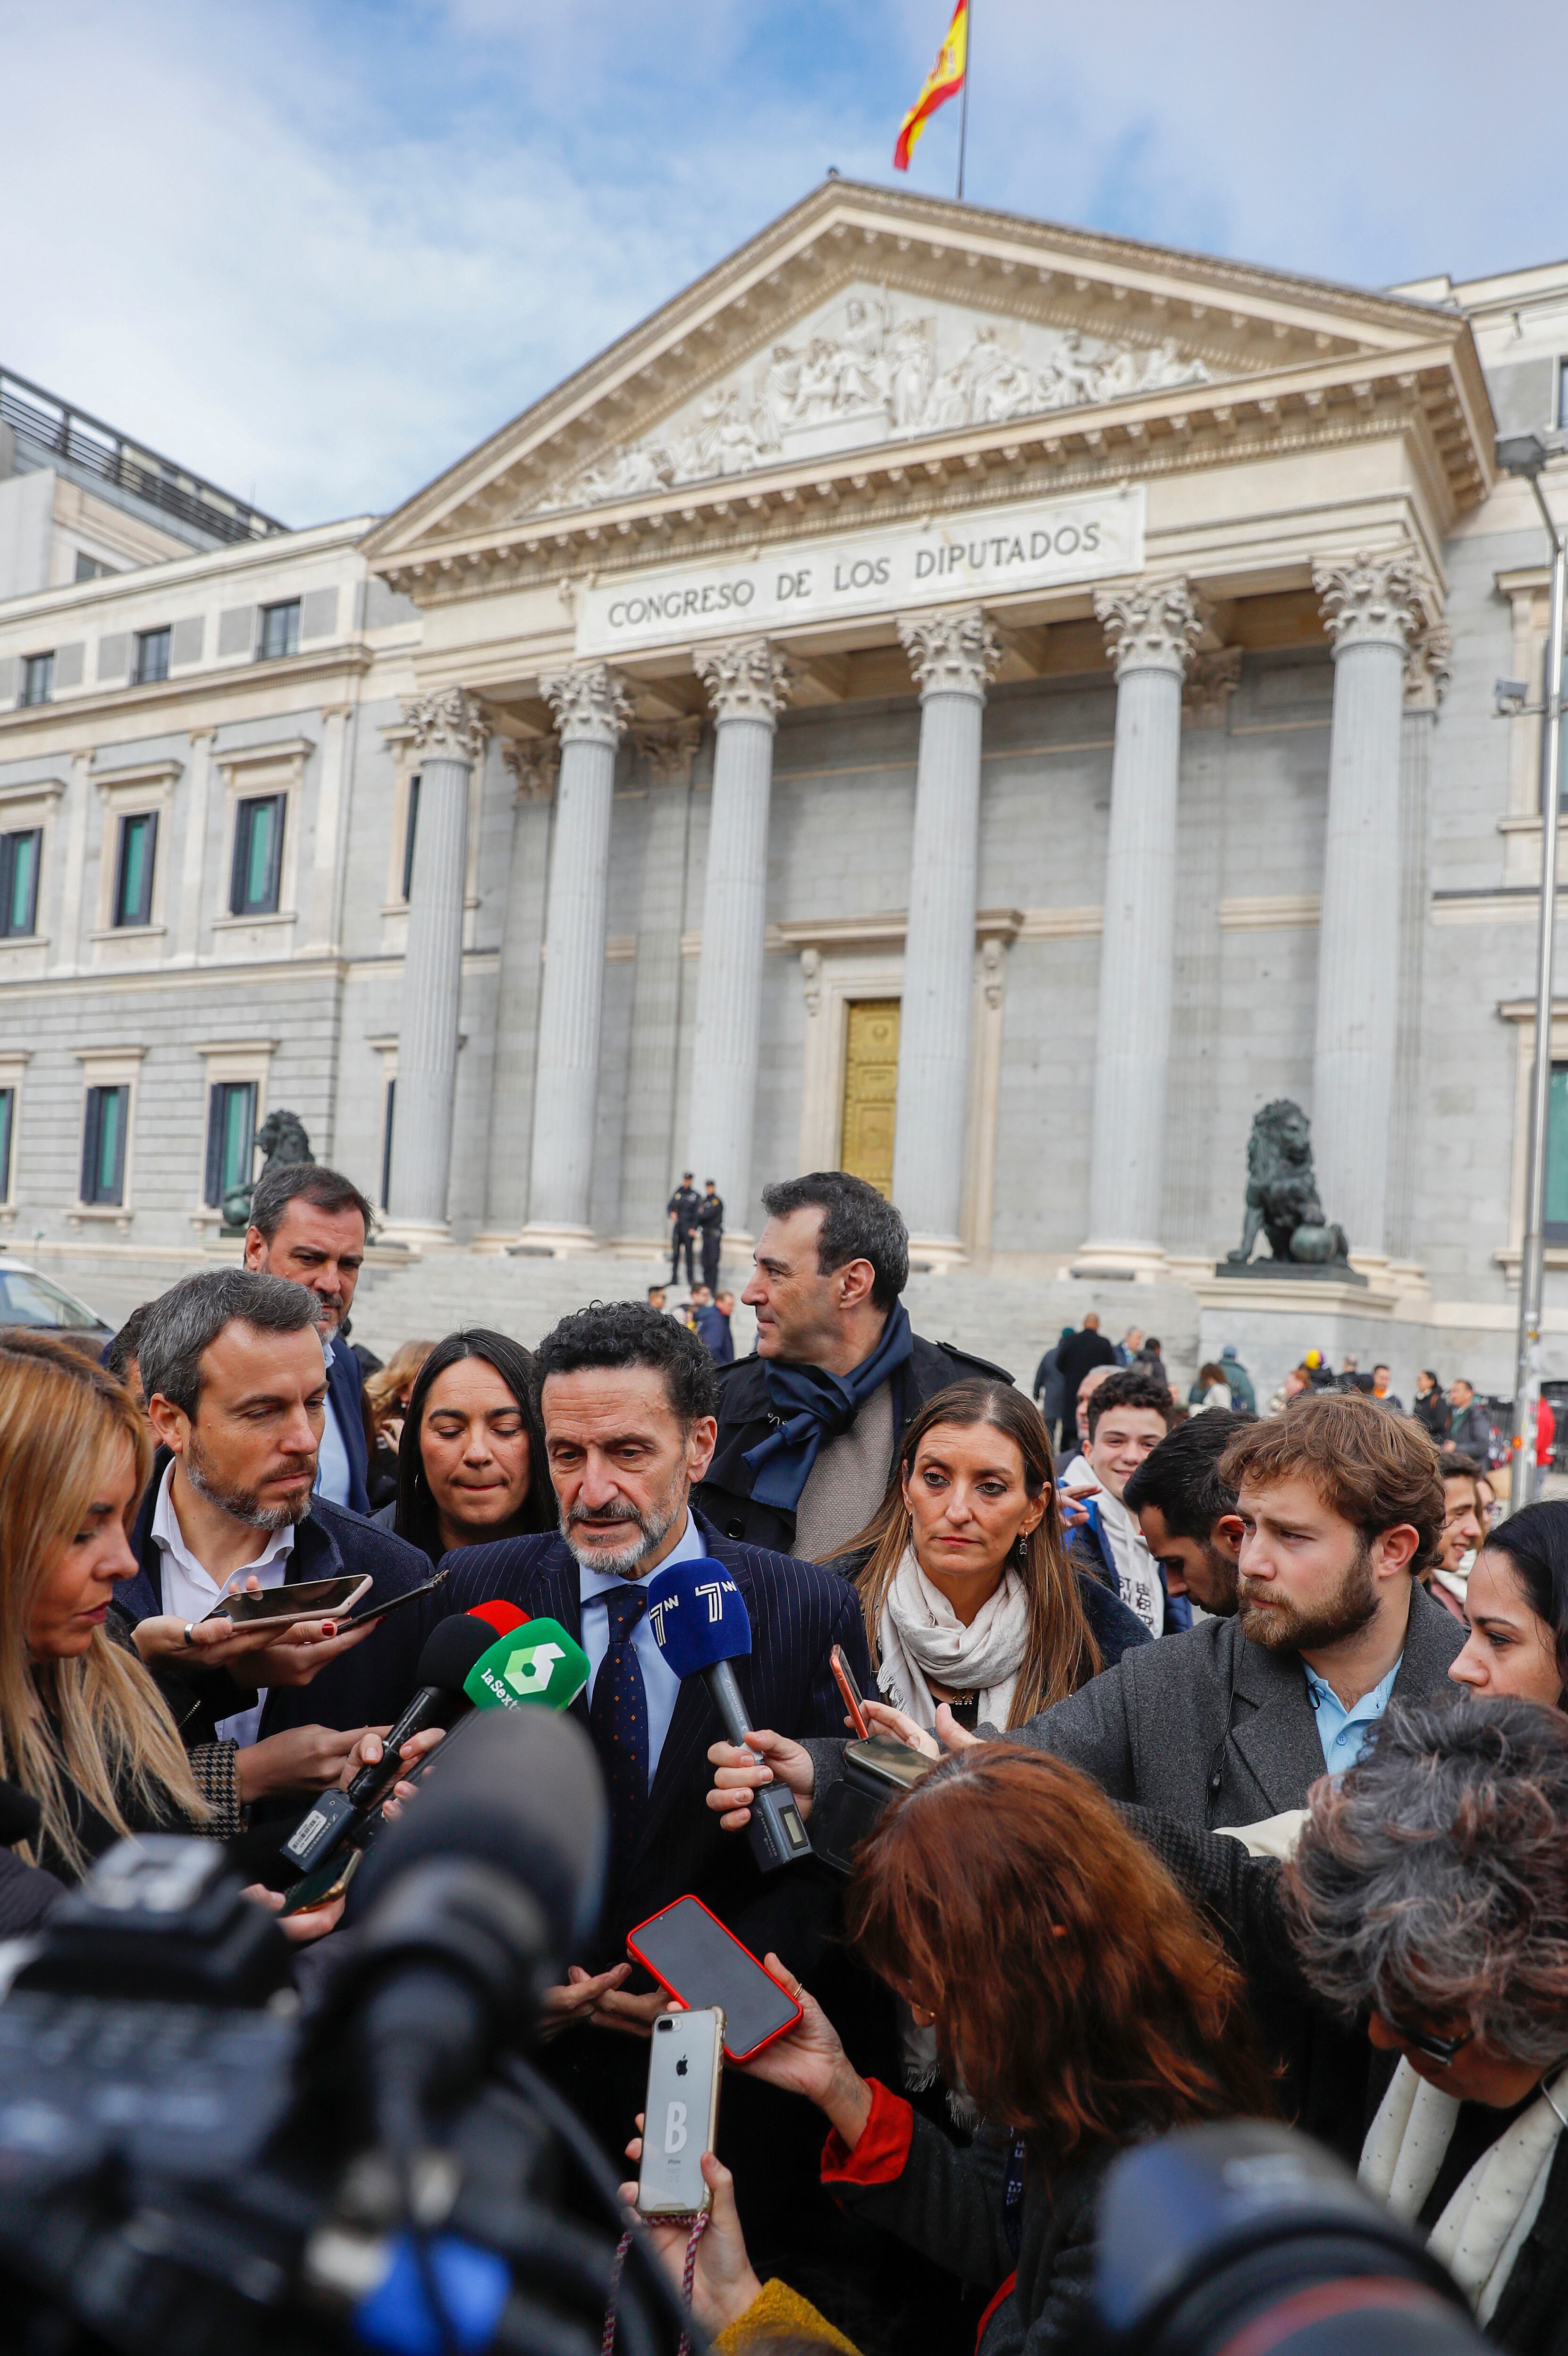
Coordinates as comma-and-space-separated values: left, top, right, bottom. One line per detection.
625, 1894, 803, 2063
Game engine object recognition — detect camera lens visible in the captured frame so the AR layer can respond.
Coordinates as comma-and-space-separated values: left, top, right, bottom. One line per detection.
656, 2017, 672, 2032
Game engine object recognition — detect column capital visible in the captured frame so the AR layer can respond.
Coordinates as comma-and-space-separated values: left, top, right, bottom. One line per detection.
1182, 647, 1243, 730
632, 715, 703, 787
1404, 619, 1454, 713
402, 685, 489, 763
896, 604, 1002, 700
1313, 549, 1434, 654
694, 637, 792, 726
503, 736, 561, 802
1094, 577, 1206, 680
539, 660, 633, 747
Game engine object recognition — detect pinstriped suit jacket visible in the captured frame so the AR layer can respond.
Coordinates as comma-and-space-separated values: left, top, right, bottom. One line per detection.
433, 1510, 872, 1971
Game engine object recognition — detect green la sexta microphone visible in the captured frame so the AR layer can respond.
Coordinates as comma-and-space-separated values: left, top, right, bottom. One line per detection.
464, 1617, 590, 1714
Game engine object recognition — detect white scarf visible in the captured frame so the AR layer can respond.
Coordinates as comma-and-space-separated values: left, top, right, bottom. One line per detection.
876, 1546, 1032, 1733
1359, 2057, 1568, 2324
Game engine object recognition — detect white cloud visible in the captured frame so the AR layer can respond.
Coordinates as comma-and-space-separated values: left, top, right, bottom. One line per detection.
2, 0, 1566, 525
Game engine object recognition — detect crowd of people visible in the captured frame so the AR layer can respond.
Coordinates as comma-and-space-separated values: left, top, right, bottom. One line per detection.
2, 1157, 1568, 2353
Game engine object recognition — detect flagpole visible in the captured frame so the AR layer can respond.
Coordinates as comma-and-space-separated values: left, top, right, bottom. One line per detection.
956, 0, 971, 200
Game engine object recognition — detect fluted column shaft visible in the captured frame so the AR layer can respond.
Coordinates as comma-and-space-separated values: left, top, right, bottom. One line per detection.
1082, 580, 1204, 1260
527, 663, 632, 1235
1311, 553, 1431, 1258
387, 689, 488, 1231
891, 606, 1001, 1242
687, 640, 791, 1220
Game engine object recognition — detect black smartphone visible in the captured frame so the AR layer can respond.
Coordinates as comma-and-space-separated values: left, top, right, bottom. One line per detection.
627, 1895, 801, 2063
345, 1569, 448, 1628
278, 1846, 362, 1917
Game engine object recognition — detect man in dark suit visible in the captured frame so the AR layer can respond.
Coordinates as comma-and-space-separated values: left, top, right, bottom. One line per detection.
244, 1161, 372, 1514
666, 1171, 701, 1287
695, 1170, 1012, 1562
113, 1268, 433, 1822
437, 1299, 870, 1991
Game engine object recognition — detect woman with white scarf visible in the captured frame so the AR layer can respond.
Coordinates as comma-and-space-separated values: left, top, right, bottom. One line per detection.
829, 1379, 1151, 1740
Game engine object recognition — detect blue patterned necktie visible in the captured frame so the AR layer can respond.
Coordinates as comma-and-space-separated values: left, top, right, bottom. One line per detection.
590, 1584, 650, 1867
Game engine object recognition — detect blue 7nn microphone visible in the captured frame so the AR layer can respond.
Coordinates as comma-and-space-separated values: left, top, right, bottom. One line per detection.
644, 1556, 811, 1873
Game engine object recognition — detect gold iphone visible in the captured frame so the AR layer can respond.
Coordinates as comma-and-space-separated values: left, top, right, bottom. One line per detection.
637, 2006, 725, 2217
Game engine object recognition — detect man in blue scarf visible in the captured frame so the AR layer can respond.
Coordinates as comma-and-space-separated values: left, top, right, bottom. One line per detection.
694, 1172, 1012, 1561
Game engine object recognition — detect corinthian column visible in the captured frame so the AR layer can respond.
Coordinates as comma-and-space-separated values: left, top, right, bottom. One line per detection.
385, 688, 488, 1238
1078, 579, 1205, 1275
523, 661, 632, 1246
891, 605, 1001, 1250
687, 639, 791, 1224
1310, 551, 1431, 1261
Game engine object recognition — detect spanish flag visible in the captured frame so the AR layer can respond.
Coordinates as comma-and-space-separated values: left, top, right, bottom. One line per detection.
893, 0, 968, 172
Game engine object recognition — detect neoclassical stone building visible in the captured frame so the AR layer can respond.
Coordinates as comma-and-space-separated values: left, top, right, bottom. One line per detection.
2, 180, 1567, 1387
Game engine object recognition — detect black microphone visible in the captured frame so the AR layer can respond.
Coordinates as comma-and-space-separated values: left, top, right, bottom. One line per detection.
281, 1610, 525, 1877
312, 1708, 608, 2141
644, 1555, 813, 1872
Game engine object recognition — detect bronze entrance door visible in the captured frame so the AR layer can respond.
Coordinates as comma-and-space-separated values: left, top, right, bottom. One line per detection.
840, 1000, 900, 1199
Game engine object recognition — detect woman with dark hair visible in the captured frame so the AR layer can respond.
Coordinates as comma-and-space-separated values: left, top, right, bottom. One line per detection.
834, 1381, 1148, 1740
723, 1744, 1275, 2352
374, 1328, 555, 1564
1414, 1370, 1451, 1445
1449, 1498, 1568, 1706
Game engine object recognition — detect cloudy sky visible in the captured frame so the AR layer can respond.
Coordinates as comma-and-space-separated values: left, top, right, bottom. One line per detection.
3, 1, 1561, 526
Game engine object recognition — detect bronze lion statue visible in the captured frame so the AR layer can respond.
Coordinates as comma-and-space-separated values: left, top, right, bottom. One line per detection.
220, 1108, 314, 1231
1227, 1099, 1350, 1269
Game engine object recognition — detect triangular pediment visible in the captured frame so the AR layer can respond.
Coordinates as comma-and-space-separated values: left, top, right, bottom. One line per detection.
364, 179, 1492, 573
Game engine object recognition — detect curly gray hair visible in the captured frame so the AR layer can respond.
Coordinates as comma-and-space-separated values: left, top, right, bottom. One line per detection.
1284, 1693, 1568, 2069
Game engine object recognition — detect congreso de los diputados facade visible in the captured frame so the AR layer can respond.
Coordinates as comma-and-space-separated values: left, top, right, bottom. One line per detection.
2, 177, 1568, 1394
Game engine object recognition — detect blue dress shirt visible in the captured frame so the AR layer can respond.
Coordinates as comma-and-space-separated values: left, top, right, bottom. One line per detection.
314, 1337, 353, 1509
1303, 1656, 1400, 1772
578, 1509, 705, 1790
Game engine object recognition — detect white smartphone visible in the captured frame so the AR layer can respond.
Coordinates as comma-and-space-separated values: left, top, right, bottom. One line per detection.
637, 2005, 725, 2218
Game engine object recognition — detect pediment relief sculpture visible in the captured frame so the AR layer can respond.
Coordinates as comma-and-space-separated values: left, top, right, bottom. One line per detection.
517, 287, 1211, 521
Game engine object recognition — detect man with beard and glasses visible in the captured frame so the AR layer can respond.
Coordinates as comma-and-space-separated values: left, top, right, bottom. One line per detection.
112, 1268, 433, 1819
721, 1393, 1465, 1843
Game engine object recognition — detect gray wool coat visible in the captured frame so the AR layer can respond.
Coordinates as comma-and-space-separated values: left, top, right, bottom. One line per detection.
804, 1579, 1466, 1833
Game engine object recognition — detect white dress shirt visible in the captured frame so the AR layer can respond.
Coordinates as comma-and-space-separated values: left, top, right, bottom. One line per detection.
577, 1508, 706, 1791
150, 1458, 295, 1747
314, 1335, 353, 1509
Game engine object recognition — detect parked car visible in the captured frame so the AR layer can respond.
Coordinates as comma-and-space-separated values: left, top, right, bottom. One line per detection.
0, 1258, 114, 1355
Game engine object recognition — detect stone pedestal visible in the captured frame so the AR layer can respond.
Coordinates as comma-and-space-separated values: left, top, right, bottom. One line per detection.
521, 662, 632, 1249
383, 688, 487, 1243
1195, 1270, 1398, 1415
891, 605, 1000, 1253
1310, 552, 1432, 1258
1076, 579, 1205, 1278
687, 639, 791, 1222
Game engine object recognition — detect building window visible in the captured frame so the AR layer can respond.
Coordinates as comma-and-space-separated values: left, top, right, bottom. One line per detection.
230, 793, 286, 916
20, 653, 53, 707
0, 1088, 14, 1201
402, 772, 422, 900
74, 552, 113, 583
113, 811, 158, 928
1546, 1067, 1568, 1241
133, 627, 171, 685
0, 830, 41, 938
81, 1084, 128, 1206
380, 1078, 396, 1209
259, 600, 300, 661
204, 1080, 257, 1208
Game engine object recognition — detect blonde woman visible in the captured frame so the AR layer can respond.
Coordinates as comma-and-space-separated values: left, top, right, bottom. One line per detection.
834, 1381, 1149, 1739
362, 1338, 436, 1511
0, 1338, 379, 1936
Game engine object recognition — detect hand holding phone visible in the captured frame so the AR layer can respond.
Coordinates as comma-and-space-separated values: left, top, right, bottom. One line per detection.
627, 1896, 801, 2062
636, 2008, 725, 2217
830, 1644, 870, 1740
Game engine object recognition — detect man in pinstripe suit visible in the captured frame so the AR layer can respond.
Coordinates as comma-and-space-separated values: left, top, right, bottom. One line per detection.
431, 1300, 872, 2002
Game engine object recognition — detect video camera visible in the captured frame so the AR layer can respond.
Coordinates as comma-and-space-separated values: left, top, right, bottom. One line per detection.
0, 1708, 704, 2356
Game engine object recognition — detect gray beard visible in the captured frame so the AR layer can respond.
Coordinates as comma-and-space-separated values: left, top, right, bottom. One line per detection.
563, 1487, 683, 1579
185, 1434, 314, 1531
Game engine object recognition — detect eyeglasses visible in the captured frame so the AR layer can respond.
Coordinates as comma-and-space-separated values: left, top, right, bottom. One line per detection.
1385, 2014, 1476, 2069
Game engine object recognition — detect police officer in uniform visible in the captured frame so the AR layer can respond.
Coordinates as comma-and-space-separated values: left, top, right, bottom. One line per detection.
666, 1172, 700, 1286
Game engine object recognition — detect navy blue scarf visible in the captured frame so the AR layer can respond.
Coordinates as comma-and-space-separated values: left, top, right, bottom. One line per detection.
742, 1300, 915, 1513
